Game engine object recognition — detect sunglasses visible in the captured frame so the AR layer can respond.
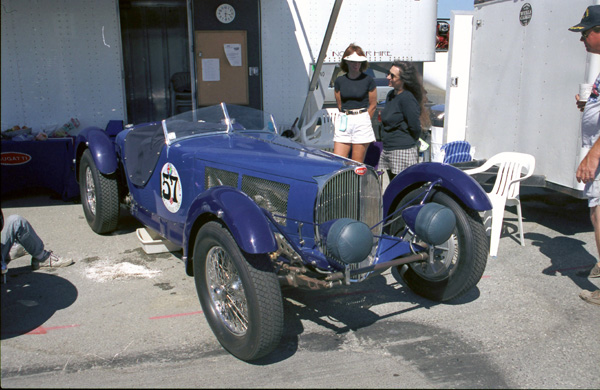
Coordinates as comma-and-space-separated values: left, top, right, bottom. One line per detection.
582, 27, 600, 39
387, 71, 397, 79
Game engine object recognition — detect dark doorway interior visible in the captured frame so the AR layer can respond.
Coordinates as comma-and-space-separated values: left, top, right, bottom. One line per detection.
119, 0, 190, 125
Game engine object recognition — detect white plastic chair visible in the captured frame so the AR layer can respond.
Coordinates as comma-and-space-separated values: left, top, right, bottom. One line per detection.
463, 152, 536, 257
299, 108, 341, 150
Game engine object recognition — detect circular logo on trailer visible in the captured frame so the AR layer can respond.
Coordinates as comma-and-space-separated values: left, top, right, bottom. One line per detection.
161, 163, 182, 213
354, 166, 367, 176
519, 3, 532, 26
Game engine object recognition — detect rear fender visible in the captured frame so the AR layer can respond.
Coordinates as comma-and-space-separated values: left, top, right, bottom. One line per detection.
183, 186, 277, 260
75, 127, 118, 176
382, 162, 492, 217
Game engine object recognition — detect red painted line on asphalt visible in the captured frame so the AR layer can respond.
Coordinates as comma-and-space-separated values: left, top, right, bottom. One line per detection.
26, 324, 80, 335
482, 275, 491, 278
149, 311, 203, 320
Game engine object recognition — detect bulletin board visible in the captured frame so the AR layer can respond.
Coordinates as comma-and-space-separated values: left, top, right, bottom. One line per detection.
195, 30, 248, 106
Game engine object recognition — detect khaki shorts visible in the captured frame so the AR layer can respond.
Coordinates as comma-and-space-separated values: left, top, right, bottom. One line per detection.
585, 179, 600, 207
333, 112, 376, 144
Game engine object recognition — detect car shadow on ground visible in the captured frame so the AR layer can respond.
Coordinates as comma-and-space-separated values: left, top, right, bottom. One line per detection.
0, 266, 78, 340
110, 211, 145, 236
252, 268, 480, 365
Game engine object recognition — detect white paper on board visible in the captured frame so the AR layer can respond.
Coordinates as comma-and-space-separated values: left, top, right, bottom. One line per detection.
202, 58, 220, 81
224, 44, 242, 66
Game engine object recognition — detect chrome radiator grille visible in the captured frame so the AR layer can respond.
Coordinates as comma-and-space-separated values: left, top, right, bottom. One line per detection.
316, 168, 382, 256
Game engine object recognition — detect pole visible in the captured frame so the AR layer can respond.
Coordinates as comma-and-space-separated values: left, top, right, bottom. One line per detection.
297, 0, 344, 128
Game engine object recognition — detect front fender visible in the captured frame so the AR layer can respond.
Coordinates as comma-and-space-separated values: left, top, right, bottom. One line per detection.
383, 162, 492, 216
75, 127, 118, 175
183, 186, 277, 258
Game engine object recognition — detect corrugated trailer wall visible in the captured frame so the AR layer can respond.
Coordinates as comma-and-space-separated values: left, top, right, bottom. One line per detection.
463, 0, 597, 195
1, 0, 125, 131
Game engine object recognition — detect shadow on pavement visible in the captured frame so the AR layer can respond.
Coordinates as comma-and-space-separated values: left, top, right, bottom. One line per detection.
255, 268, 480, 365
1, 266, 78, 339
0, 188, 78, 208
492, 187, 598, 291
520, 187, 589, 235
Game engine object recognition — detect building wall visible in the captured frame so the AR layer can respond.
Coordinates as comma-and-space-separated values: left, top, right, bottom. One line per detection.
1, 0, 125, 132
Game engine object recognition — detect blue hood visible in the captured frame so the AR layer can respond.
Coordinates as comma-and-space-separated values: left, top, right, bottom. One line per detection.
175, 131, 359, 182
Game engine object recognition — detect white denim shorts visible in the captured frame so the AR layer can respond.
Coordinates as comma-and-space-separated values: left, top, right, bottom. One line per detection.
333, 112, 376, 144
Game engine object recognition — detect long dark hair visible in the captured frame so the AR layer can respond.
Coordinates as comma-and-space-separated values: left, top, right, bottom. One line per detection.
393, 61, 431, 128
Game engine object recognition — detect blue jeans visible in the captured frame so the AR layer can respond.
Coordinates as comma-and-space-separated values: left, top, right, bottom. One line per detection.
1, 214, 47, 271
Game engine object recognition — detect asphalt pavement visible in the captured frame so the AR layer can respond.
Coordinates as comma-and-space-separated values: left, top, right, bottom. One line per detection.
0, 186, 598, 388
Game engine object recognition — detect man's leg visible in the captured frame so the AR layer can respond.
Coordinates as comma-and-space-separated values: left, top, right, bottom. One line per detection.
1, 215, 46, 262
1, 214, 72, 272
579, 205, 600, 305
589, 206, 600, 277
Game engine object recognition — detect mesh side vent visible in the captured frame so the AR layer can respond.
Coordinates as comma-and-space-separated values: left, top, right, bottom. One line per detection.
241, 175, 289, 225
205, 167, 239, 189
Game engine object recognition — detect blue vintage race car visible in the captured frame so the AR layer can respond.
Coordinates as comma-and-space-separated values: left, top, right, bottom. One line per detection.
74, 103, 491, 361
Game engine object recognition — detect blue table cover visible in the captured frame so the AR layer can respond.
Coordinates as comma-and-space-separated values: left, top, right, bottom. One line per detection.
1, 137, 79, 200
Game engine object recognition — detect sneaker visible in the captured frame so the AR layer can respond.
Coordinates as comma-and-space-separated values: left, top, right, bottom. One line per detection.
579, 290, 600, 306
31, 251, 74, 270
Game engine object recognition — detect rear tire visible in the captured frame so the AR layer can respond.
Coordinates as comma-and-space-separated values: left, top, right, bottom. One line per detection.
193, 221, 283, 361
389, 189, 488, 301
79, 149, 119, 234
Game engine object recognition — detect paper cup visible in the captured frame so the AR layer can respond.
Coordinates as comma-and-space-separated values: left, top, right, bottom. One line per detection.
579, 83, 593, 102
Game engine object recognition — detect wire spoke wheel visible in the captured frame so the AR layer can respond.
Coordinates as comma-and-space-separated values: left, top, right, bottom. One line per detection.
411, 233, 459, 281
389, 188, 488, 301
84, 166, 97, 216
193, 221, 283, 361
206, 246, 249, 335
78, 149, 119, 234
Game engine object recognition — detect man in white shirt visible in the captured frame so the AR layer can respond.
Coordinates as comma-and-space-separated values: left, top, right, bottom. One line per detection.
569, 5, 600, 306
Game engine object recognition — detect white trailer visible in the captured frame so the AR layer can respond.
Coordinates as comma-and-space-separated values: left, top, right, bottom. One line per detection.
443, 0, 600, 197
261, 0, 437, 127
0, 0, 126, 132
1, 0, 437, 133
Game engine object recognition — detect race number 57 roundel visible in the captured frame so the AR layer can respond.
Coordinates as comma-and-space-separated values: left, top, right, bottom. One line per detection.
161, 163, 182, 213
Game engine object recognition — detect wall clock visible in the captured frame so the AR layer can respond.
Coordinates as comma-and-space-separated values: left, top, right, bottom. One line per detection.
216, 3, 235, 24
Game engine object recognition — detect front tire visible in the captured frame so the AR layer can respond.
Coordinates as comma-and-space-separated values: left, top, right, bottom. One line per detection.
389, 189, 488, 301
193, 221, 283, 361
79, 149, 119, 234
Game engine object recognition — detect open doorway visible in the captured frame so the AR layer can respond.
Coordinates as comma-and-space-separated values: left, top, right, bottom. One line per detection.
119, 0, 190, 125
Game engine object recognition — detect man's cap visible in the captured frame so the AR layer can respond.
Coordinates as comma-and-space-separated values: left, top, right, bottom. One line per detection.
343, 52, 367, 62
569, 5, 600, 32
